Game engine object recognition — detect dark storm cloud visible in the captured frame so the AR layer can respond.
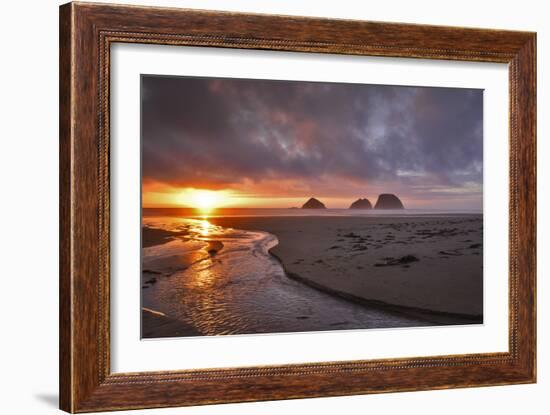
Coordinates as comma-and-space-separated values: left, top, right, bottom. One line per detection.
141, 75, 482, 202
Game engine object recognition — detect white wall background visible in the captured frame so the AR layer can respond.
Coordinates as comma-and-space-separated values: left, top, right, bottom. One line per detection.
0, 1, 546, 414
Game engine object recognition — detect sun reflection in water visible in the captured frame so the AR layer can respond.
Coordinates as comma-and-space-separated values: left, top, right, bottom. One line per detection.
199, 217, 212, 236
189, 260, 217, 289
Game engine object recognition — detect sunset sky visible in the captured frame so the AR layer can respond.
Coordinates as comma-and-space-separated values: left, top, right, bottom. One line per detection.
141, 75, 483, 210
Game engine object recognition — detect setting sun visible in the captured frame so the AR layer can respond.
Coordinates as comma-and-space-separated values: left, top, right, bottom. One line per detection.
172, 188, 234, 211
191, 190, 218, 210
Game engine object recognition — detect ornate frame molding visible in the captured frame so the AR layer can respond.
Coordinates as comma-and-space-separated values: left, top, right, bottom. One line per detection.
60, 2, 536, 412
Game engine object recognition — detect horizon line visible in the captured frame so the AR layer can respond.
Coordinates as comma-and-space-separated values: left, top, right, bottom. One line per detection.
142, 206, 483, 211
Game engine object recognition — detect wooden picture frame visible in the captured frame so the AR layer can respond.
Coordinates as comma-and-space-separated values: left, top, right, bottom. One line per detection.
59, 2, 536, 412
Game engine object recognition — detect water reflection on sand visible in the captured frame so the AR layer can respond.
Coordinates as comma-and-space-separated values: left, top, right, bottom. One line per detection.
141, 216, 430, 338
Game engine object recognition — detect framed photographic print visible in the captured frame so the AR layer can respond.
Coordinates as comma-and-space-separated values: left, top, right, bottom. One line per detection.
59, 2, 536, 412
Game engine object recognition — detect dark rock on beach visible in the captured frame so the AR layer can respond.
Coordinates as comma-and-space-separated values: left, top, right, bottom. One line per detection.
343, 232, 360, 238
301, 197, 326, 209
349, 198, 373, 209
374, 255, 419, 267
374, 194, 405, 209
207, 241, 224, 255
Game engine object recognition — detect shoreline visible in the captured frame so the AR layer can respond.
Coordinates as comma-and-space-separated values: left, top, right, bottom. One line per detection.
208, 215, 483, 319
268, 248, 482, 325
141, 214, 483, 336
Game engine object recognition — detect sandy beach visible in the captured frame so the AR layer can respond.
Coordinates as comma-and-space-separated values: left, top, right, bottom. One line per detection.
208, 215, 483, 320
141, 308, 201, 338
141, 213, 483, 337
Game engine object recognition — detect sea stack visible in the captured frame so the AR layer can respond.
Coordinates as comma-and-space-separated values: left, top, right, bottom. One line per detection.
301, 197, 326, 209
349, 198, 372, 209
374, 194, 405, 209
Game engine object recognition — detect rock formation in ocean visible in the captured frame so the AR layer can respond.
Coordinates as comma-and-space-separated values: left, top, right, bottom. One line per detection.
374, 194, 405, 209
349, 198, 373, 209
301, 197, 326, 209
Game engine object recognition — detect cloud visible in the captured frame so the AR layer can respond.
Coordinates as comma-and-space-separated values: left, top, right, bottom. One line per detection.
141, 75, 483, 208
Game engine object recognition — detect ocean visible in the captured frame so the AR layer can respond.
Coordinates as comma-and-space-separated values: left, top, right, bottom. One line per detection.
143, 207, 482, 218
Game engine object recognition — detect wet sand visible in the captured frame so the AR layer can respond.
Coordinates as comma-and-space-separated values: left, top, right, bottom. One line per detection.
142, 227, 189, 248
208, 215, 483, 320
141, 308, 201, 338
141, 218, 438, 338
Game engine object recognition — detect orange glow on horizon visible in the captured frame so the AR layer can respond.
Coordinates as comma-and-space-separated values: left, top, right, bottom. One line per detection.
188, 190, 220, 211
142, 189, 385, 209
141, 182, 473, 210
143, 178, 392, 209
